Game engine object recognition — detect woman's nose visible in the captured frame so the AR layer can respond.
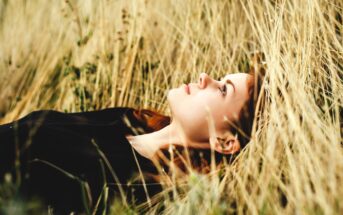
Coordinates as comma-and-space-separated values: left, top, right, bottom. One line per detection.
198, 72, 211, 88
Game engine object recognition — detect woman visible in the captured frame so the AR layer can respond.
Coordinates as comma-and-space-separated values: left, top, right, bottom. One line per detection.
0, 63, 265, 213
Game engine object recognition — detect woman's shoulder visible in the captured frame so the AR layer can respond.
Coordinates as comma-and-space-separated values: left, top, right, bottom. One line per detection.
12, 106, 170, 135
88, 107, 171, 134
65, 107, 148, 135
68, 107, 136, 118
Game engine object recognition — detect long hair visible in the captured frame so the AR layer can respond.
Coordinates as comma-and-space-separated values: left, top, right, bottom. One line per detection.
131, 53, 266, 176
232, 52, 267, 150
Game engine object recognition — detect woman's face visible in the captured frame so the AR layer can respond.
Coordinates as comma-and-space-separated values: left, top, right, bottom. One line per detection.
167, 72, 253, 143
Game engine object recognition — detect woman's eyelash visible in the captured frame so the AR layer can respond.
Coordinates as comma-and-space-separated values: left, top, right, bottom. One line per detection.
219, 84, 227, 96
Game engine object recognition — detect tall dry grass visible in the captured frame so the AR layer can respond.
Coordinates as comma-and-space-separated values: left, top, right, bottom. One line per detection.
0, 0, 342, 214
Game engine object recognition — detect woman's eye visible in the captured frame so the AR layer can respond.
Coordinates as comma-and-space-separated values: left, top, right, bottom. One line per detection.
219, 85, 227, 96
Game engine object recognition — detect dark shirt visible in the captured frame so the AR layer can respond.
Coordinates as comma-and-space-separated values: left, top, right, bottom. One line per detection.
0, 107, 162, 213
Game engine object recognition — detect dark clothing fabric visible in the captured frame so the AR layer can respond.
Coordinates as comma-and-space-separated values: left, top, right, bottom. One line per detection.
0, 107, 162, 213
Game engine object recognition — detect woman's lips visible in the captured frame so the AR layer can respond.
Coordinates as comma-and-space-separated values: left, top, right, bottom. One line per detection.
184, 84, 190, 94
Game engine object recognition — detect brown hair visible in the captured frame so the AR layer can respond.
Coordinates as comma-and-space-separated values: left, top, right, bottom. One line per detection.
232, 53, 267, 150
132, 53, 266, 175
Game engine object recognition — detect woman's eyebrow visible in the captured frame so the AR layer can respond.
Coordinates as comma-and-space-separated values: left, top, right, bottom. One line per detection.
226, 78, 236, 92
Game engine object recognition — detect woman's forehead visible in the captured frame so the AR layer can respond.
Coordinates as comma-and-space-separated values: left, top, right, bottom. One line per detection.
223, 72, 251, 81
223, 73, 254, 95
224, 73, 253, 86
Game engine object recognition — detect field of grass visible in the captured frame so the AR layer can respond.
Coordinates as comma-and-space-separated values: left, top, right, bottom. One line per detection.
0, 0, 342, 214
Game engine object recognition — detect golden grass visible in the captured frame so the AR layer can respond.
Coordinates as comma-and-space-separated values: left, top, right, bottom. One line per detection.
0, 0, 342, 214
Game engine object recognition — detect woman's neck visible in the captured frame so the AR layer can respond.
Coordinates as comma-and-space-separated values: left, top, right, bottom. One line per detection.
126, 122, 184, 160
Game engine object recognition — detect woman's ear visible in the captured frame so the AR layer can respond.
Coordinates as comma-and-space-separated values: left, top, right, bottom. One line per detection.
213, 133, 240, 154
